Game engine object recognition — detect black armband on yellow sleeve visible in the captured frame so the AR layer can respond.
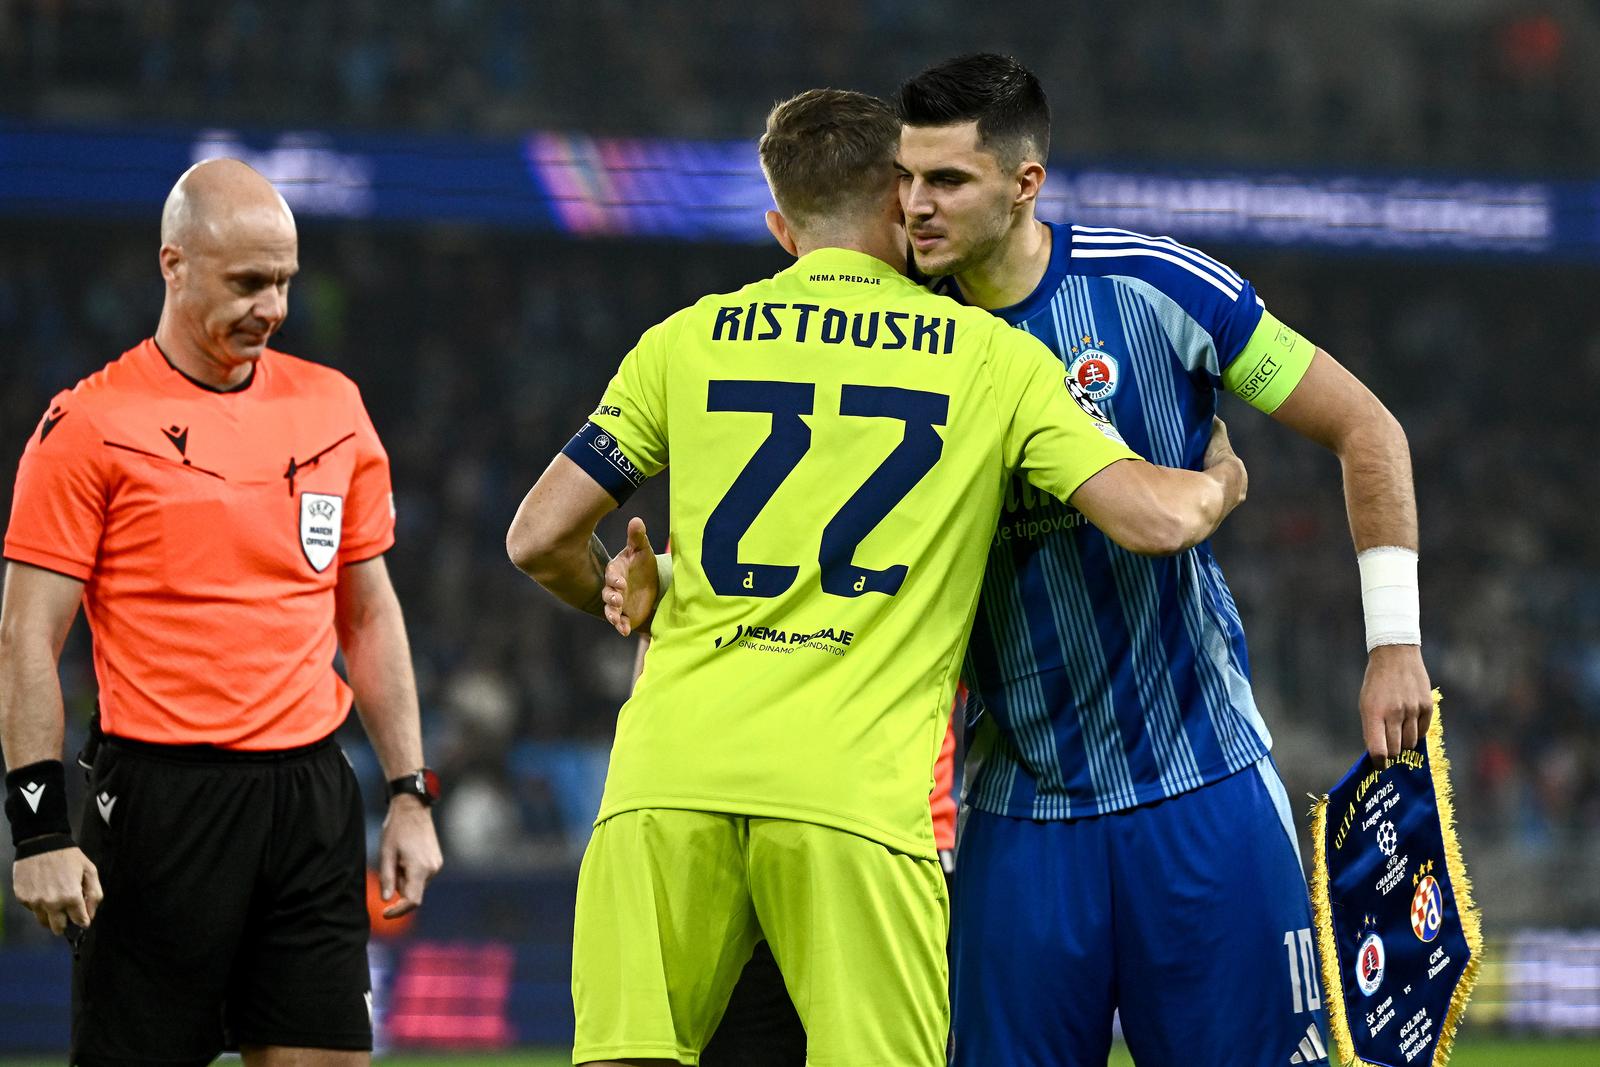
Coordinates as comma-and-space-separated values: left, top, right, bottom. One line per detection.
561, 421, 647, 505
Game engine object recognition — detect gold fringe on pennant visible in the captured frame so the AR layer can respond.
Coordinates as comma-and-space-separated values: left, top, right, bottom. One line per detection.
1309, 787, 1368, 1067
1309, 691, 1483, 1067
1425, 691, 1484, 1067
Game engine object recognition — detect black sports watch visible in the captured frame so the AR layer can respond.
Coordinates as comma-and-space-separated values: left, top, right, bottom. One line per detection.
388, 768, 441, 807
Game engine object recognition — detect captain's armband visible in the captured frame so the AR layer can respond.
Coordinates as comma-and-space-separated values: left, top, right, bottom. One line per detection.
561, 421, 649, 505
1222, 311, 1316, 414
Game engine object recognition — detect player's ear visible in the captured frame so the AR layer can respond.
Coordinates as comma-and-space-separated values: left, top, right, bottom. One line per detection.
765, 210, 800, 258
1014, 161, 1047, 211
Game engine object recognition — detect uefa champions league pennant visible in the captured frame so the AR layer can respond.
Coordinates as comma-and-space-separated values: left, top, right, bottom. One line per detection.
1309, 693, 1482, 1066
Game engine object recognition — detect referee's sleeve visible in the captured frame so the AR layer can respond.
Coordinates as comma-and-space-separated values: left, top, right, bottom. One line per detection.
3, 392, 107, 581
339, 384, 396, 564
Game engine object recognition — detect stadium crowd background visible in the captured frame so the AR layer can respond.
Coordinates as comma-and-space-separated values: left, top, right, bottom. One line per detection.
2, 0, 1597, 1038
4, 0, 1598, 172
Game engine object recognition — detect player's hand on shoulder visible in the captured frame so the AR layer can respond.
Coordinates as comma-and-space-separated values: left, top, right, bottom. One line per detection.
1358, 643, 1433, 764
1203, 416, 1235, 469
1203, 417, 1247, 508
13, 845, 102, 937
378, 796, 442, 920
602, 517, 660, 638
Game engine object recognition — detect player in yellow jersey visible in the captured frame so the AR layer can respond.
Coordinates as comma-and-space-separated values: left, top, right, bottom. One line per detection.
505, 89, 1247, 1067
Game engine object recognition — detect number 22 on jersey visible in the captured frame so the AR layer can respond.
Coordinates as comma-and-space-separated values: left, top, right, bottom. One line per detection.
702, 380, 949, 599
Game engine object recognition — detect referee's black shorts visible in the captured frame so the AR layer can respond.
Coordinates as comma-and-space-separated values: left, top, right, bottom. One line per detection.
72, 732, 372, 1066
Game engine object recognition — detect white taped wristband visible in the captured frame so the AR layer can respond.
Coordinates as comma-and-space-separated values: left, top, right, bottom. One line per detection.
654, 552, 674, 596
1358, 546, 1420, 651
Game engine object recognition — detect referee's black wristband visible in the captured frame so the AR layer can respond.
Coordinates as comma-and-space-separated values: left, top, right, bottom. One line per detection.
6, 760, 73, 850
15, 832, 76, 860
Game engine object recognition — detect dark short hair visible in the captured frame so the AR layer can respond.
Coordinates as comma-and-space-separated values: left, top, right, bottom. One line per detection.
895, 53, 1050, 167
759, 89, 901, 228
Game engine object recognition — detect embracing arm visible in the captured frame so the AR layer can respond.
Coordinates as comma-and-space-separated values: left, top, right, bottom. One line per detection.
999, 322, 1245, 559
1268, 347, 1431, 762
506, 454, 619, 616
335, 556, 441, 916
1068, 420, 1247, 556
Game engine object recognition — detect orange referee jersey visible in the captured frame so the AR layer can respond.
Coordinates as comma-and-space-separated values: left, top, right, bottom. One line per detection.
4, 339, 395, 750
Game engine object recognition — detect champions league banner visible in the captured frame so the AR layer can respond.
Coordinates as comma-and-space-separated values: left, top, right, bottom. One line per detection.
5, 120, 1600, 260
1310, 693, 1483, 1066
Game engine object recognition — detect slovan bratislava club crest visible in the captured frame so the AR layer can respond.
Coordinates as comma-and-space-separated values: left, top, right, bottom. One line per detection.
1066, 335, 1120, 404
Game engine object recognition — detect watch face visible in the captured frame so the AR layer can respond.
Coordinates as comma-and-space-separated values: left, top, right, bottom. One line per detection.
420, 768, 442, 801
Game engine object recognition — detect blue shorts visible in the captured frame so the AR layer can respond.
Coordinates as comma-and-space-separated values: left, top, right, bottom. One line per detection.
951, 755, 1329, 1067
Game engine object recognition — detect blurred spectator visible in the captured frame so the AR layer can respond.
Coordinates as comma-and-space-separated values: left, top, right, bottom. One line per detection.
4, 1, 1600, 173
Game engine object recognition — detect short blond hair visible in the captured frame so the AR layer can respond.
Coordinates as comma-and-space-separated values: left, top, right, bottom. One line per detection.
759, 89, 900, 229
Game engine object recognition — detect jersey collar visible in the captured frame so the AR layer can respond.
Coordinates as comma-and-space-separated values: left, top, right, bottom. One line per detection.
941, 220, 1072, 324
781, 247, 910, 287
139, 338, 260, 396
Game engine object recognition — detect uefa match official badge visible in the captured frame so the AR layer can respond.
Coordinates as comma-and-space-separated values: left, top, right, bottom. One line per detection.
299, 492, 344, 572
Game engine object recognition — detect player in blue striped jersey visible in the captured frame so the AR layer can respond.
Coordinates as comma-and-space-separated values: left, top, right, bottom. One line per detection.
896, 55, 1434, 1066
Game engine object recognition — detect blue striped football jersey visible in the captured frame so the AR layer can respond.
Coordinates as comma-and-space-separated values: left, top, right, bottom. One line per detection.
947, 221, 1312, 821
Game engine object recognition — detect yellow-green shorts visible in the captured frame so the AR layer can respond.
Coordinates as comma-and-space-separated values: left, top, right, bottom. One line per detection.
571, 808, 949, 1066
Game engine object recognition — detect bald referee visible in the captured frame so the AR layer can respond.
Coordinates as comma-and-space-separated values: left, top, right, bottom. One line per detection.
1, 159, 442, 1066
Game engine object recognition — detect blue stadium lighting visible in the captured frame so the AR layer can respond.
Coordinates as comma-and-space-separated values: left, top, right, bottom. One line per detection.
2, 120, 1593, 259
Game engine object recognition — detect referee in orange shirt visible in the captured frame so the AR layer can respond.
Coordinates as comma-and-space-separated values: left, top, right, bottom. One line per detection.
0, 159, 442, 1066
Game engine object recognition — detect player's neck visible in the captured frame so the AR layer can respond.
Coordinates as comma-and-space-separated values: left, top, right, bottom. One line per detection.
953, 217, 1051, 311
794, 237, 905, 275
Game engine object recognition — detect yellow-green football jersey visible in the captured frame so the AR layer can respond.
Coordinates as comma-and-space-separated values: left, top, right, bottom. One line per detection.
561, 247, 1138, 857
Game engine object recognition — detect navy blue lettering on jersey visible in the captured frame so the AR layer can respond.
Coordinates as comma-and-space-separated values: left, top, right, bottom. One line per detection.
946, 221, 1275, 820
